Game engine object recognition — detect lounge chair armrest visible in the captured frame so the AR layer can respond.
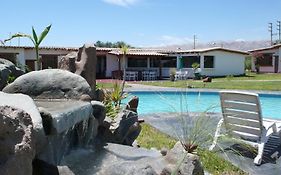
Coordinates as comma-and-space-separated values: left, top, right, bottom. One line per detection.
263, 121, 278, 133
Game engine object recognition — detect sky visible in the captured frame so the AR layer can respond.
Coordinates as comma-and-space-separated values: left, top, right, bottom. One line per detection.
1, 0, 281, 47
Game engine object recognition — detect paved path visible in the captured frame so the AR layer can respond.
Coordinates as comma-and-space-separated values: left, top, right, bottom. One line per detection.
125, 82, 281, 95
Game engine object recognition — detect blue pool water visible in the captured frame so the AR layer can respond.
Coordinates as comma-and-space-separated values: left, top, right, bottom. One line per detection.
124, 91, 281, 119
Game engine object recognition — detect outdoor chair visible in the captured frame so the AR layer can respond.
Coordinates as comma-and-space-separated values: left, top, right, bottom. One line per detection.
209, 91, 281, 165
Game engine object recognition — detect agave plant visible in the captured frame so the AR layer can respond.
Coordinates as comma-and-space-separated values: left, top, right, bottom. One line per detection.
103, 81, 128, 122
4, 24, 52, 70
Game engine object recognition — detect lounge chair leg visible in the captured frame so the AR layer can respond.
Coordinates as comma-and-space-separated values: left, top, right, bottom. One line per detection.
209, 119, 224, 151
254, 142, 264, 165
254, 130, 267, 165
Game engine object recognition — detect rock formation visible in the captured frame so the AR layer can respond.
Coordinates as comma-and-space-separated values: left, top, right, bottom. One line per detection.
0, 58, 24, 90
58, 44, 97, 90
0, 106, 35, 175
3, 69, 93, 99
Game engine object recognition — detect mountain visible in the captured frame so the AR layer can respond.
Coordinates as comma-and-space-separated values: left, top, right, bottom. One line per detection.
147, 40, 271, 51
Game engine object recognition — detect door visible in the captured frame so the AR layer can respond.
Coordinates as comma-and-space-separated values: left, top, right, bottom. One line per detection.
274, 56, 279, 73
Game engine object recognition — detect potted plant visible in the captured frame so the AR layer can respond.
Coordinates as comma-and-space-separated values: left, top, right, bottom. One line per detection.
192, 62, 201, 80
169, 68, 176, 81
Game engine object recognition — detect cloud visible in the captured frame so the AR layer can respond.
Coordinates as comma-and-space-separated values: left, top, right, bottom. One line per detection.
235, 38, 246, 42
102, 0, 139, 7
159, 35, 193, 45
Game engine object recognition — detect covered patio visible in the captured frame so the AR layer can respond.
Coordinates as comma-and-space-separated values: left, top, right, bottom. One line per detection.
108, 49, 177, 80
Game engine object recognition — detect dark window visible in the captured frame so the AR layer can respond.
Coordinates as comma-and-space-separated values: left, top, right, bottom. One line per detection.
150, 58, 160, 67
204, 56, 214, 68
162, 57, 176, 67
182, 56, 200, 68
41, 54, 58, 69
257, 54, 273, 66
128, 57, 147, 67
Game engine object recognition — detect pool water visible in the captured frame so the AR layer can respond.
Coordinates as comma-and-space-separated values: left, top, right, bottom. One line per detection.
124, 91, 281, 119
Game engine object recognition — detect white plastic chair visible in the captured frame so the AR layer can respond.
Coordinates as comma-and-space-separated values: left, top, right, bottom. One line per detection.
209, 91, 281, 165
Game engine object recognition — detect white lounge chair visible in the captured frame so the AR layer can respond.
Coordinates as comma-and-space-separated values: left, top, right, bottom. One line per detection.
209, 91, 281, 165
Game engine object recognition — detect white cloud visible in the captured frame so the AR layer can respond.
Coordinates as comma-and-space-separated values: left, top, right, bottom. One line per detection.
159, 35, 193, 45
102, 0, 139, 7
235, 38, 246, 42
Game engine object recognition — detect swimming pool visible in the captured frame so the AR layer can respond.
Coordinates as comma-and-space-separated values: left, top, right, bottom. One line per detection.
125, 91, 281, 119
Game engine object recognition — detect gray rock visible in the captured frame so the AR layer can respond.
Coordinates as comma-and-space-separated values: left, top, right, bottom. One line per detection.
58, 52, 77, 73
91, 101, 106, 124
62, 142, 204, 175
0, 106, 35, 175
126, 96, 139, 113
3, 69, 93, 99
114, 110, 141, 145
75, 44, 97, 89
0, 58, 24, 90
58, 44, 97, 90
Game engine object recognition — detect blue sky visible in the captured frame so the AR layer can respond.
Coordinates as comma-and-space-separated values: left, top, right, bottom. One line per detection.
1, 0, 281, 47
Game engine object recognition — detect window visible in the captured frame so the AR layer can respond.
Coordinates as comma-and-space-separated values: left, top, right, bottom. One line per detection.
182, 56, 200, 68
204, 56, 214, 68
150, 58, 160, 67
257, 54, 273, 66
162, 57, 176, 67
150, 57, 177, 68
127, 57, 147, 67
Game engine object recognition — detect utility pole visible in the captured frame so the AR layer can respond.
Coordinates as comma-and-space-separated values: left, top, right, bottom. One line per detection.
277, 21, 281, 42
268, 22, 273, 45
193, 35, 197, 49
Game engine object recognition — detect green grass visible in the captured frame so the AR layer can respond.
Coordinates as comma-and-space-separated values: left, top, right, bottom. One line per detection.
138, 72, 281, 91
137, 123, 246, 175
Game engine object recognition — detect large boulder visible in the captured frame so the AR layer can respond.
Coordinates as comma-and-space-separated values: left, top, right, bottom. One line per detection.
0, 106, 35, 175
0, 58, 24, 90
62, 142, 204, 175
58, 44, 97, 89
3, 69, 93, 99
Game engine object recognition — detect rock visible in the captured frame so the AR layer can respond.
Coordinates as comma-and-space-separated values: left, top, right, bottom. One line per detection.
203, 77, 212, 82
58, 166, 75, 175
3, 69, 93, 99
58, 44, 97, 90
163, 142, 204, 175
0, 106, 35, 175
75, 44, 97, 89
0, 58, 24, 90
62, 143, 204, 175
95, 88, 105, 101
91, 101, 106, 124
58, 52, 77, 73
114, 110, 141, 145
161, 148, 168, 156
126, 96, 139, 113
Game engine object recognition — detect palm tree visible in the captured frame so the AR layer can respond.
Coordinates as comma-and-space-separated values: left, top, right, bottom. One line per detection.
4, 24, 52, 70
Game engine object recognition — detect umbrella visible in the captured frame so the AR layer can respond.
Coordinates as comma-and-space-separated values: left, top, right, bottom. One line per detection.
179, 56, 184, 69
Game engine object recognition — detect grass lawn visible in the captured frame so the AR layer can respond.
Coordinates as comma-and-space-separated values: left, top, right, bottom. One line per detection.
137, 123, 246, 175
138, 72, 281, 91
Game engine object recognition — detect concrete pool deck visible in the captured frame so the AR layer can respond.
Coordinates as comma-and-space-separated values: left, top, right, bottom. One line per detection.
142, 113, 281, 175
125, 82, 281, 95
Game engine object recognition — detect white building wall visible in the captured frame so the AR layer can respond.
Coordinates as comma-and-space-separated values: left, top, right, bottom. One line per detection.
200, 51, 245, 76
106, 54, 119, 77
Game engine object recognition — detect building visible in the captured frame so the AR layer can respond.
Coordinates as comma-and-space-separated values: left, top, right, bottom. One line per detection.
249, 44, 281, 73
0, 45, 248, 79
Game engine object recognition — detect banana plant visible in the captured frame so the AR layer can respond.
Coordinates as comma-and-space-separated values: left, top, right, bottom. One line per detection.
4, 24, 52, 70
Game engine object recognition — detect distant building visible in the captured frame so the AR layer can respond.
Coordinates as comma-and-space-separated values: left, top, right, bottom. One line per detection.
0, 45, 248, 79
249, 43, 281, 73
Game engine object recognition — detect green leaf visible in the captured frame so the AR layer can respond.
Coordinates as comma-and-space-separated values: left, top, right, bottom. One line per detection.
37, 24, 52, 45
4, 33, 35, 45
32, 26, 38, 45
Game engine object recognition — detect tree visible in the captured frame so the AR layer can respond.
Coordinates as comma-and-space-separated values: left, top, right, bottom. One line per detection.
4, 24, 52, 70
94, 40, 132, 48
